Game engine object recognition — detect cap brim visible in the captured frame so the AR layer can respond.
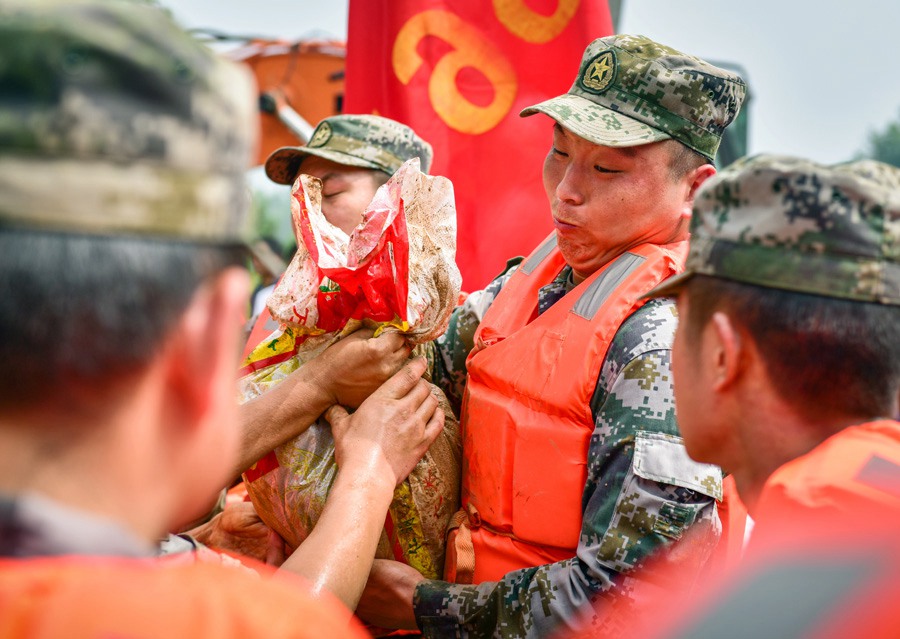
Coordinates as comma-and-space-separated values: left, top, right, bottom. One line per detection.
641, 270, 695, 300
263, 146, 391, 185
0, 156, 251, 243
520, 94, 671, 148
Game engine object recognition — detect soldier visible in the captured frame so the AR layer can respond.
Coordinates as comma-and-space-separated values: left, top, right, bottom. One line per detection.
242, 112, 434, 342
358, 34, 747, 637
608, 155, 900, 637
646, 154, 900, 520
0, 0, 441, 635
264, 113, 433, 234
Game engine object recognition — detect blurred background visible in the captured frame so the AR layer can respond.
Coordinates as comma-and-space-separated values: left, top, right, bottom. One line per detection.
156, 0, 900, 290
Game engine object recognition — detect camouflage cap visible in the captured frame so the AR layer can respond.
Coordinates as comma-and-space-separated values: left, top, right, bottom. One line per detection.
264, 114, 433, 185
0, 0, 258, 244
520, 34, 746, 161
645, 154, 900, 305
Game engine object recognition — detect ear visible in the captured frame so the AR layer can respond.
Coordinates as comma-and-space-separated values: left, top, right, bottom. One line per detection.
162, 267, 250, 429
679, 163, 717, 221
708, 311, 743, 391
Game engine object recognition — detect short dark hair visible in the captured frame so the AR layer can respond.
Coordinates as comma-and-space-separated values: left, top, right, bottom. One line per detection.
666, 140, 709, 179
0, 229, 246, 413
682, 275, 900, 420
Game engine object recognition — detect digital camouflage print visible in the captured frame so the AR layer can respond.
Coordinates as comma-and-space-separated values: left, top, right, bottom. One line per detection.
264, 114, 434, 185
425, 275, 722, 638
0, 0, 257, 243
646, 155, 900, 305
521, 34, 746, 161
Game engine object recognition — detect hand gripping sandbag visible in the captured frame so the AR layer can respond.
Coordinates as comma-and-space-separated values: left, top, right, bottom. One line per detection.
238, 158, 462, 582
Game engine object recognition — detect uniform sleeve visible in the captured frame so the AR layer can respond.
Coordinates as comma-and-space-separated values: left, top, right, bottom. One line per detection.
413, 301, 723, 638
431, 260, 521, 415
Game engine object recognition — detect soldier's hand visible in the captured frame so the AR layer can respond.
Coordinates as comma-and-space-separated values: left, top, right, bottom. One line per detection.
355, 559, 423, 630
326, 357, 443, 486
315, 328, 412, 408
187, 501, 287, 566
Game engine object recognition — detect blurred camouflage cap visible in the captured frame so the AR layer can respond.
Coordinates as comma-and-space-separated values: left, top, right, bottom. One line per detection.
520, 34, 746, 161
264, 114, 433, 185
645, 154, 900, 305
0, 0, 258, 243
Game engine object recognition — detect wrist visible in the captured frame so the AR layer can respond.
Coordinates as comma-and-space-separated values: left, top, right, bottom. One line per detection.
273, 359, 335, 420
301, 356, 339, 408
337, 450, 399, 495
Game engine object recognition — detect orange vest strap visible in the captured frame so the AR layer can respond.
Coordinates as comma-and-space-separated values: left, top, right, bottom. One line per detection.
444, 509, 475, 585
0, 556, 367, 637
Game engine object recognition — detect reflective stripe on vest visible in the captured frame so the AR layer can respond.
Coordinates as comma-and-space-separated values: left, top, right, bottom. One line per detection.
460, 234, 687, 580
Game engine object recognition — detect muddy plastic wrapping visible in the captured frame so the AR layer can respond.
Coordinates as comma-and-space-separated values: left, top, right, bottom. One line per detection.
268, 156, 460, 344
238, 158, 462, 581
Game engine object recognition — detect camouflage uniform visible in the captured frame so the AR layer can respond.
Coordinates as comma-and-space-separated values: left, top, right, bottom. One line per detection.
520, 34, 746, 161
422, 268, 719, 637
264, 114, 434, 185
0, 0, 259, 550
415, 35, 746, 638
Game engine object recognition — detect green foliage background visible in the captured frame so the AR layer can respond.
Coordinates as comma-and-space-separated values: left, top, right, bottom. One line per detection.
858, 109, 900, 168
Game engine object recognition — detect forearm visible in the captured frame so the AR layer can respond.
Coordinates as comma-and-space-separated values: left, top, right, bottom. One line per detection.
416, 551, 622, 638
234, 360, 334, 477
279, 462, 396, 612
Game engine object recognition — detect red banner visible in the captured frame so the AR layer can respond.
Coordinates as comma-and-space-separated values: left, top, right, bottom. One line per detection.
345, 0, 613, 290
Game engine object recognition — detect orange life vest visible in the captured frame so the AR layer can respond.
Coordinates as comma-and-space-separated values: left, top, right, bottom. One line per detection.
449, 234, 689, 583
0, 555, 368, 638
755, 419, 900, 523
592, 421, 900, 639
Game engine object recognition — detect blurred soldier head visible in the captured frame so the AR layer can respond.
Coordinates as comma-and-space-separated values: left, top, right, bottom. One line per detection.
0, 0, 259, 535
645, 154, 900, 505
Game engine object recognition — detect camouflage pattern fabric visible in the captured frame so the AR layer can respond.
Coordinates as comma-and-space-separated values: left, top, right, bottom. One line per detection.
264, 114, 434, 185
423, 274, 722, 638
646, 155, 900, 305
520, 34, 746, 161
0, 0, 258, 243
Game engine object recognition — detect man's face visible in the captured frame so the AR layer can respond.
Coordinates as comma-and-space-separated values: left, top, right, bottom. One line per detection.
542, 124, 693, 281
298, 155, 384, 235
